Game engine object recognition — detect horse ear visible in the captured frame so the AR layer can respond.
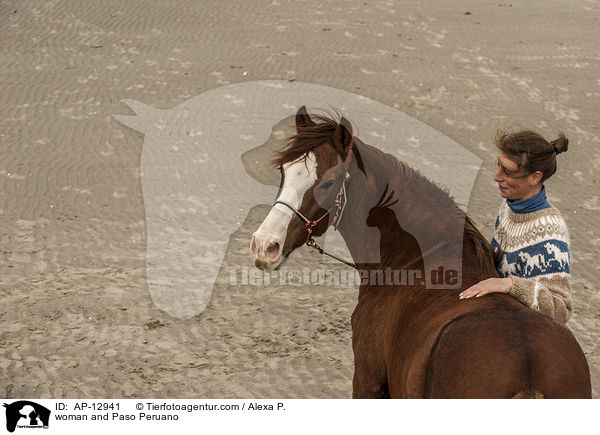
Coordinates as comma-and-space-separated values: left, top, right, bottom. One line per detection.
333, 117, 354, 158
295, 105, 314, 131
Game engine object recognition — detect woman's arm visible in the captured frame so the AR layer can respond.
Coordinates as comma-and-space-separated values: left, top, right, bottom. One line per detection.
509, 275, 572, 323
459, 268, 572, 324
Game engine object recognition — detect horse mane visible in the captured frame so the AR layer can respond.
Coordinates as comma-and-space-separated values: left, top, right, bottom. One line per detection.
377, 153, 496, 277
274, 112, 496, 276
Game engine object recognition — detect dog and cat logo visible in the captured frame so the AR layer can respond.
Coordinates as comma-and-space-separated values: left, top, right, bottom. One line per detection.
3, 401, 50, 432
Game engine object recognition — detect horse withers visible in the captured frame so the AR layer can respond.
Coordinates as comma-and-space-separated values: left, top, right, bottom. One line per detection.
250, 106, 591, 398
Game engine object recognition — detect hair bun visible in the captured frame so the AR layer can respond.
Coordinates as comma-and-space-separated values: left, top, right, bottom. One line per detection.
550, 132, 568, 155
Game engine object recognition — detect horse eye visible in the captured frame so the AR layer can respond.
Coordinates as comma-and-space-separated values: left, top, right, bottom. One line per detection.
320, 180, 334, 189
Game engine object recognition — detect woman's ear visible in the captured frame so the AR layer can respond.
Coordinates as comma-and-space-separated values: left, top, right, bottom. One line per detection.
529, 171, 543, 185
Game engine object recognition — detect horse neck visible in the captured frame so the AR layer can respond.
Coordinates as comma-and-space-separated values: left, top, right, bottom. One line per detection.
338, 143, 466, 275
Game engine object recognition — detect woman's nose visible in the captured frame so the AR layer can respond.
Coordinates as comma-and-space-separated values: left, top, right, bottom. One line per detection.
494, 166, 504, 182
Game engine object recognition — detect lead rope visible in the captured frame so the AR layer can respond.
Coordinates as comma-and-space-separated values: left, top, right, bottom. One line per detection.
306, 238, 356, 269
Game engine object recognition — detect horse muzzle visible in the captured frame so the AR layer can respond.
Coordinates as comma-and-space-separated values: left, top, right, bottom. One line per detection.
250, 231, 285, 270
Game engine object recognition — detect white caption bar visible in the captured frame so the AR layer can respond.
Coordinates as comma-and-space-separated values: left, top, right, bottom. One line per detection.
0, 399, 595, 435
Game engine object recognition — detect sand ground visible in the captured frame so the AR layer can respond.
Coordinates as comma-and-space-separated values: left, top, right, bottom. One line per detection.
1, 0, 599, 398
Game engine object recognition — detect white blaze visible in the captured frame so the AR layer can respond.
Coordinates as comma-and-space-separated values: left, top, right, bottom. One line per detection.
251, 152, 318, 266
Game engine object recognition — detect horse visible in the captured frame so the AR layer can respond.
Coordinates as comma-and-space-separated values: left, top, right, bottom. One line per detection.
544, 242, 570, 268
250, 106, 591, 398
518, 251, 545, 276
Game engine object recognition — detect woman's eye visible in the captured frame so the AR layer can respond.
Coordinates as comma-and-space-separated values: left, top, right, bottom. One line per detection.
320, 180, 334, 189
496, 159, 512, 176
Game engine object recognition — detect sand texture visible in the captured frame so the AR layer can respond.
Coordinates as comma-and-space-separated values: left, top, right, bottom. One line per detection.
1, 0, 599, 398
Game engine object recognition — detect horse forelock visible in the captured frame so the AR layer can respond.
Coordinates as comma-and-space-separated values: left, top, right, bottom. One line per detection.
273, 113, 345, 167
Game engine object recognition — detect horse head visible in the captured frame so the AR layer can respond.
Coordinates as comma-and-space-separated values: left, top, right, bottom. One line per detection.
250, 106, 354, 270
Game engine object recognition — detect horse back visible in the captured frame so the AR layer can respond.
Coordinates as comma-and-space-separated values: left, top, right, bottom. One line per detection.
380, 291, 590, 398
423, 303, 591, 398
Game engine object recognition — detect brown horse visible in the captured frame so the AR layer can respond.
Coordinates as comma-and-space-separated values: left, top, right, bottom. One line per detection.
250, 107, 591, 398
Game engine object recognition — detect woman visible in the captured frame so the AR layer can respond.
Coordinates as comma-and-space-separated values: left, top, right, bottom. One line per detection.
459, 130, 572, 324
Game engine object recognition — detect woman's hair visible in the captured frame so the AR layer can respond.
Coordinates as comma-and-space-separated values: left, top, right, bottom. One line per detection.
494, 129, 569, 182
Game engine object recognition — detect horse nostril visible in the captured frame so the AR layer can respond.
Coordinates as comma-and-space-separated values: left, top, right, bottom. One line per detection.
267, 241, 280, 260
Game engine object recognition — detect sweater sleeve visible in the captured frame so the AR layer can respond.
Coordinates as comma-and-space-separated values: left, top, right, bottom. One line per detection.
509, 275, 572, 323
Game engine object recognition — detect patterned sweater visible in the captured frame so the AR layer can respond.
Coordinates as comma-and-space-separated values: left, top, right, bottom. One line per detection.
491, 202, 572, 323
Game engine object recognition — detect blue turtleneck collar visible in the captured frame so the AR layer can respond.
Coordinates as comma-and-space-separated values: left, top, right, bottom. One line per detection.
507, 185, 551, 214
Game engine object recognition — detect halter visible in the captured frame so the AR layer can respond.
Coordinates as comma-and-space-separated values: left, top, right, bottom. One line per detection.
272, 171, 356, 269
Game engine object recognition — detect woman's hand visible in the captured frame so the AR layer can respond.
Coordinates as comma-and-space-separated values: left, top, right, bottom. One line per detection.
459, 277, 513, 299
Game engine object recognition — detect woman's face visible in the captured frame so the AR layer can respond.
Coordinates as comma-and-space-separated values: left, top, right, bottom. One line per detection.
494, 153, 541, 201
